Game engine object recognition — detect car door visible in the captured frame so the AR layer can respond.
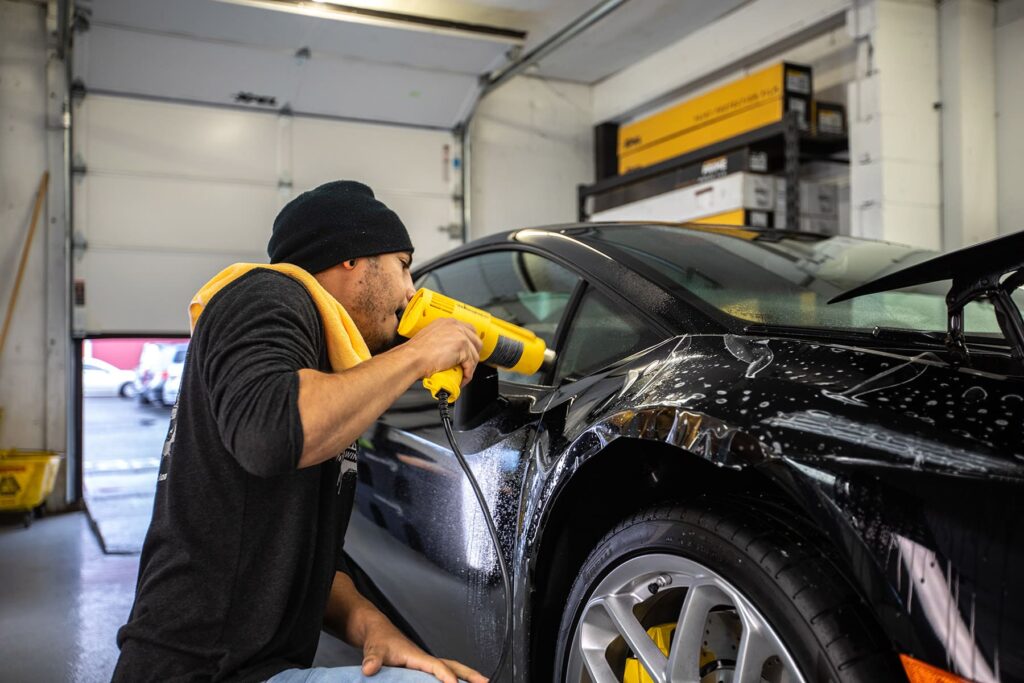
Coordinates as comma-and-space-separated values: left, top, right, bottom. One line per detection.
344, 248, 581, 670
551, 284, 668, 385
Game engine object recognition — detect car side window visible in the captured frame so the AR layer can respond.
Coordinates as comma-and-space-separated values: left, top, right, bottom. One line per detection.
416, 251, 580, 385
555, 286, 663, 383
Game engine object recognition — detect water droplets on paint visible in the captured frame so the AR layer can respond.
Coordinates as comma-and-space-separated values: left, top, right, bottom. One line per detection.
962, 386, 988, 403
723, 335, 775, 379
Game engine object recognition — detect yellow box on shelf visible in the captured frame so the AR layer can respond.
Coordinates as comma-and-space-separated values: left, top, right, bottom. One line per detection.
618, 62, 812, 175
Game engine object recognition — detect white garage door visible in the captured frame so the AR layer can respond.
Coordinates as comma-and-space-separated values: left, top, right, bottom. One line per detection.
73, 94, 459, 335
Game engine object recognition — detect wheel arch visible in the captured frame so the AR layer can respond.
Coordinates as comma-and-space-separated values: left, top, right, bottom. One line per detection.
525, 436, 804, 681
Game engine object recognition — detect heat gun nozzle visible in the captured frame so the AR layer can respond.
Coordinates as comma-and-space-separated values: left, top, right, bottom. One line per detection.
541, 348, 557, 372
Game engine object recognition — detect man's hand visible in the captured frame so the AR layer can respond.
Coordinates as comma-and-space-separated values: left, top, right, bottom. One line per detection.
325, 572, 488, 683
296, 317, 482, 468
402, 317, 482, 386
359, 611, 487, 683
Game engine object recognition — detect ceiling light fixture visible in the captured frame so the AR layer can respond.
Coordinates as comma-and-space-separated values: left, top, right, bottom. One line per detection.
213, 0, 525, 44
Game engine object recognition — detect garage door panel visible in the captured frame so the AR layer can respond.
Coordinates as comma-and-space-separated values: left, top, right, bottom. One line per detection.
295, 57, 476, 128
292, 118, 454, 196
374, 191, 459, 264
75, 95, 462, 334
79, 25, 294, 132
79, 24, 475, 130
77, 94, 279, 182
81, 174, 281, 253
82, 249, 259, 334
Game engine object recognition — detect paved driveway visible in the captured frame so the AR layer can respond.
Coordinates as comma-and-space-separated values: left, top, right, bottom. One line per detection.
83, 396, 169, 553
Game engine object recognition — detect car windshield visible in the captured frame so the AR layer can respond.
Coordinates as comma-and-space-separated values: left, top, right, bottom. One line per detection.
583, 224, 1024, 336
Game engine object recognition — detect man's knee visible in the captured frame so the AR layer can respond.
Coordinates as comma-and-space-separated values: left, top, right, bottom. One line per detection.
267, 666, 443, 683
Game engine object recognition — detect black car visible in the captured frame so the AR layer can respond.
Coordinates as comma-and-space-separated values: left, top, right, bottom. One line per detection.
343, 223, 1024, 683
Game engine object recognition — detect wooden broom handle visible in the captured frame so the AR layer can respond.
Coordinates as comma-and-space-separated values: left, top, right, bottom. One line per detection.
0, 171, 50, 360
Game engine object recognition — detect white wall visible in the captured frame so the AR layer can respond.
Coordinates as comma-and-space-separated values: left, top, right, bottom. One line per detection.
0, 1, 50, 451
848, 0, 942, 249
939, 0, 997, 250
469, 75, 593, 238
996, 0, 1024, 235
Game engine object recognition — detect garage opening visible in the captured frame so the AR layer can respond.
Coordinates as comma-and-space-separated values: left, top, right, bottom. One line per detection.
82, 336, 187, 553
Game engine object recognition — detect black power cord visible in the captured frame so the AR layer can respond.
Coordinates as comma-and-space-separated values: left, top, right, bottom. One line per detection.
437, 391, 512, 682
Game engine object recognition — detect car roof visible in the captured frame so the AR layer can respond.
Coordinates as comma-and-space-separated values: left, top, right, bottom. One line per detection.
416, 222, 846, 269
414, 222, 786, 337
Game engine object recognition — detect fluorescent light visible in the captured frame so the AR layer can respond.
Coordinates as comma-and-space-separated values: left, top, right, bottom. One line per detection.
213, 0, 525, 44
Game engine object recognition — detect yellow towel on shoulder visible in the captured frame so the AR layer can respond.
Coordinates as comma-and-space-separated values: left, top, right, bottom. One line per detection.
189, 263, 371, 371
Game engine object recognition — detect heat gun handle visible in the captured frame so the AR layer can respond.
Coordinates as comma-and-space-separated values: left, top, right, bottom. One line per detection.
423, 366, 462, 403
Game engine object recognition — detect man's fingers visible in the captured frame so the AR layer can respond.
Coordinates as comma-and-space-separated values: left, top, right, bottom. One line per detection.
457, 323, 483, 355
441, 658, 488, 683
467, 326, 483, 352
362, 647, 385, 676
459, 329, 479, 386
402, 652, 458, 683
429, 660, 458, 683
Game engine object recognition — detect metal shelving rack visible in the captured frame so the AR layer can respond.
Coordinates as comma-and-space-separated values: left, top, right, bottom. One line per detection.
578, 111, 849, 231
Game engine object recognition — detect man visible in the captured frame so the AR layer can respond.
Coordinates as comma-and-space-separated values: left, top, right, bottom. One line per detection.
114, 181, 486, 683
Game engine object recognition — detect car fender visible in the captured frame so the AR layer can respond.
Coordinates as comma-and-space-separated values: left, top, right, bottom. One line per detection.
517, 332, 1024, 681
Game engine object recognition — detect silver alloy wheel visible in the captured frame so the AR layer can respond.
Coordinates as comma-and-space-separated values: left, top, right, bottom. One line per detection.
565, 554, 807, 683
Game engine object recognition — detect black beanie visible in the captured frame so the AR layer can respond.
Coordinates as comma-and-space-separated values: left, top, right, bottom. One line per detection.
268, 180, 413, 274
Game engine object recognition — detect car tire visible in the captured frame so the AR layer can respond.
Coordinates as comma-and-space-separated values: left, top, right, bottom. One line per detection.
554, 499, 903, 683
119, 382, 137, 399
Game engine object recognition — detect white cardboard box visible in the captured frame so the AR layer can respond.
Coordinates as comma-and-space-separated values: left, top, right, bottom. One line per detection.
773, 178, 838, 216
591, 172, 775, 223
775, 211, 840, 234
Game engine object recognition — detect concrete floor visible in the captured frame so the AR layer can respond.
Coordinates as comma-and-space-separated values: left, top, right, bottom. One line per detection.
0, 511, 139, 681
0, 512, 362, 681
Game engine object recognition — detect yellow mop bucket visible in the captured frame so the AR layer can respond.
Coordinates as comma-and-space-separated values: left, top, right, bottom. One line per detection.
0, 449, 62, 526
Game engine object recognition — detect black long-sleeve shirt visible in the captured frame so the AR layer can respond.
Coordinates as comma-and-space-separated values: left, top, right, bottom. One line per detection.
114, 270, 356, 683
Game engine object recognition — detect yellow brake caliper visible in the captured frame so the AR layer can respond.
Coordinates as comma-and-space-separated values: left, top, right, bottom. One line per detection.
623, 623, 716, 683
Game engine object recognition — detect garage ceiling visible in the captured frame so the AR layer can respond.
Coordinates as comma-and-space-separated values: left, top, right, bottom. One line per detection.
73, 0, 751, 129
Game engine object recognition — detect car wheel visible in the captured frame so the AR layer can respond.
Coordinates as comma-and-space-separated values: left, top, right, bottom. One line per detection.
554, 500, 902, 683
119, 382, 137, 399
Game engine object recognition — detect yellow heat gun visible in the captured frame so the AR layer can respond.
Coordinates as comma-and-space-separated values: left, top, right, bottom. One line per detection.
397, 288, 554, 402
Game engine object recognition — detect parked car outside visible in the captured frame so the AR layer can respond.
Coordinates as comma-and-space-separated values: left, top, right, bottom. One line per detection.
160, 343, 188, 407
135, 342, 180, 405
82, 357, 136, 398
342, 223, 1024, 683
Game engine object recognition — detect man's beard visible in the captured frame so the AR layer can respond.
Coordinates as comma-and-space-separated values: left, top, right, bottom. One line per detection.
363, 324, 400, 355
354, 264, 399, 354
